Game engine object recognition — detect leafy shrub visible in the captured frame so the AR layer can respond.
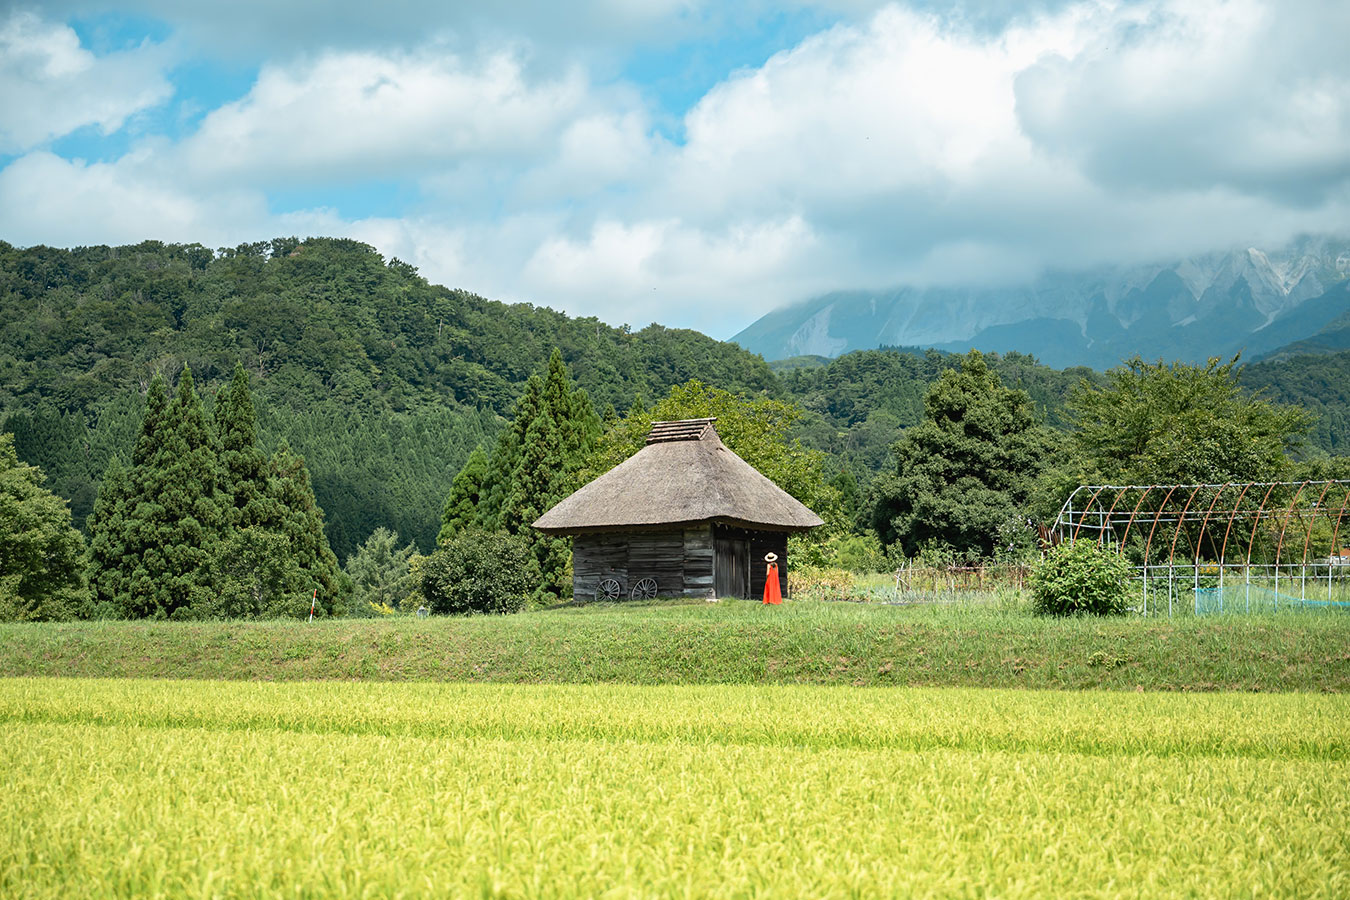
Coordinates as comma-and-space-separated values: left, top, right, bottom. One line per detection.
420, 531, 537, 615
1030, 539, 1131, 616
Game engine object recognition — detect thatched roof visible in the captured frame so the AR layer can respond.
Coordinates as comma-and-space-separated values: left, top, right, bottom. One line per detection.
533, 418, 824, 534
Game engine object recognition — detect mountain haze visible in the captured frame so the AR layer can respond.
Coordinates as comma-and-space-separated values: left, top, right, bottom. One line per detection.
732, 238, 1350, 368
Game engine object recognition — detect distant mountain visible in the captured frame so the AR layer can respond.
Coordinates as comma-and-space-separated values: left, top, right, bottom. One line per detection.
732, 237, 1350, 368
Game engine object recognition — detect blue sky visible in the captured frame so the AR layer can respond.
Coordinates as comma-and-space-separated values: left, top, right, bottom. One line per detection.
1, 0, 1348, 337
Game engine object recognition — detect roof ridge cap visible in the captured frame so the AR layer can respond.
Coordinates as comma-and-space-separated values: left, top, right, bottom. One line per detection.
645, 417, 718, 444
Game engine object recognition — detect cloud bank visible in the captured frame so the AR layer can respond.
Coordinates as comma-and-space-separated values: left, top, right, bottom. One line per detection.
1, 0, 1347, 337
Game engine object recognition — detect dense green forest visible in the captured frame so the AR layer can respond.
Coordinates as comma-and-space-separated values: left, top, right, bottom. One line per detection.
1242, 352, 1350, 454
778, 348, 1101, 477
0, 238, 774, 556
3, 236, 1347, 567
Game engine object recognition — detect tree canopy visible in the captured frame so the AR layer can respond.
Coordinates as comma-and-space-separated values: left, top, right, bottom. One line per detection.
0, 238, 777, 558
439, 351, 601, 599
590, 380, 842, 529
86, 367, 343, 619
1068, 355, 1313, 485
869, 351, 1051, 558
4, 237, 1349, 575
344, 527, 417, 616
0, 433, 89, 621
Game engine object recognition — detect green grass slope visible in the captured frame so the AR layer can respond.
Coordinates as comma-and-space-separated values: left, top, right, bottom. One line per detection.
3, 599, 1348, 691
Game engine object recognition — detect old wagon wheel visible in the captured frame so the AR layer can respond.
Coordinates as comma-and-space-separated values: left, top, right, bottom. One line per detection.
596, 578, 622, 601
630, 577, 658, 600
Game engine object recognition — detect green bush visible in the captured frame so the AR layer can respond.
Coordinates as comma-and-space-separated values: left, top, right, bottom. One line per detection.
420, 531, 537, 615
1030, 539, 1131, 616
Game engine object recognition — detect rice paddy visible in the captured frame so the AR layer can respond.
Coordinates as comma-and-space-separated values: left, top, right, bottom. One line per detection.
3, 678, 1347, 898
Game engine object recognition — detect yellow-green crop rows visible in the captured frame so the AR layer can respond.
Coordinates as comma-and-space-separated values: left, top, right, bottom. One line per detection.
2, 679, 1347, 898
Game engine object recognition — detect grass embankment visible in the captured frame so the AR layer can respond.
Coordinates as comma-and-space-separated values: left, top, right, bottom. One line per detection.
2, 679, 1346, 898
3, 599, 1348, 691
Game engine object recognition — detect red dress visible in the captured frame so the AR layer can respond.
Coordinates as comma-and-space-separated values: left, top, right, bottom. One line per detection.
762, 562, 782, 605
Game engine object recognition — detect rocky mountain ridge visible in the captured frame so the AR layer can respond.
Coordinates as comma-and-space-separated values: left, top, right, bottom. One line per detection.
732, 237, 1350, 368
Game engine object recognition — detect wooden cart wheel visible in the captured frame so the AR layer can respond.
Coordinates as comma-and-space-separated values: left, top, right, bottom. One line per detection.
597, 578, 622, 601
630, 577, 658, 600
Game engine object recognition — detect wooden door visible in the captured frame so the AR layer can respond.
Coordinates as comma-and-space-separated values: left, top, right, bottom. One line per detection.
715, 534, 750, 598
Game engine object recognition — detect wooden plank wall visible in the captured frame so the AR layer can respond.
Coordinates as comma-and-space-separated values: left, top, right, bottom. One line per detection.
571, 533, 629, 601
683, 525, 714, 598
712, 535, 748, 598
571, 527, 716, 600
712, 525, 789, 600
749, 531, 789, 599
628, 531, 685, 595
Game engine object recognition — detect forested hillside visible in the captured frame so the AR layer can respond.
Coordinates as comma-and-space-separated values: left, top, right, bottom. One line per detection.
779, 346, 1347, 478
1243, 350, 1350, 454
0, 238, 774, 556
4, 237, 1349, 564
778, 349, 1101, 476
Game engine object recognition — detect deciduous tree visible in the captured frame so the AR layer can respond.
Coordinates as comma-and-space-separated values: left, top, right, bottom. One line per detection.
591, 379, 841, 527
869, 351, 1051, 558
0, 434, 89, 621
1068, 355, 1312, 485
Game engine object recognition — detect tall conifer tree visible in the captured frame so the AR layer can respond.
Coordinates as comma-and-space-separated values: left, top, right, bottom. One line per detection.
87, 368, 230, 618
344, 526, 416, 615
86, 456, 133, 615
89, 374, 169, 618
215, 362, 272, 528
438, 446, 490, 542
266, 441, 343, 614
139, 366, 229, 617
498, 351, 600, 597
438, 350, 600, 598
214, 372, 344, 617
499, 350, 601, 532
132, 374, 168, 467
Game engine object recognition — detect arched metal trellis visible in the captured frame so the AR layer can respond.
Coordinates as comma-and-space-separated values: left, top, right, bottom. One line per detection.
1054, 481, 1350, 616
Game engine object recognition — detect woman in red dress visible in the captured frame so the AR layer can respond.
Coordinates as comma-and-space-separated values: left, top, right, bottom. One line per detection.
762, 552, 782, 605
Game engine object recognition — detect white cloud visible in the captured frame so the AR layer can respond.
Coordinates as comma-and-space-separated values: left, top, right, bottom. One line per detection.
1014, 0, 1350, 201
3, 0, 1349, 338
517, 215, 828, 331
178, 47, 601, 186
637, 0, 1350, 296
0, 151, 267, 245
0, 10, 172, 153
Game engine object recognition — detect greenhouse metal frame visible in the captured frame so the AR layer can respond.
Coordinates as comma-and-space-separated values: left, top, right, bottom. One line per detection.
1053, 480, 1350, 616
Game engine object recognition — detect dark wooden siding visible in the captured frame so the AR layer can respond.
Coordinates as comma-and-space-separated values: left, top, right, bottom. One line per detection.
714, 525, 788, 600
571, 526, 716, 600
628, 531, 684, 594
571, 532, 629, 601
749, 531, 789, 599
714, 532, 749, 598
683, 525, 714, 598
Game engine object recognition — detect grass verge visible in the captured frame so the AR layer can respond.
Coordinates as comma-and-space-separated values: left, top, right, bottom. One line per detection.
2, 598, 1348, 690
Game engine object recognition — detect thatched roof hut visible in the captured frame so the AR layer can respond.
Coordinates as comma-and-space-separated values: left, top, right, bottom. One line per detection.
534, 418, 822, 600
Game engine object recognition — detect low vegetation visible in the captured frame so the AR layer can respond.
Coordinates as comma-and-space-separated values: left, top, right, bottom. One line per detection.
2, 679, 1345, 898
2, 599, 1347, 691
1030, 539, 1133, 616
421, 531, 536, 615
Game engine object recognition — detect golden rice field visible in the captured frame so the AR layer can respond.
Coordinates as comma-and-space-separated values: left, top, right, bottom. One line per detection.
2, 679, 1347, 899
